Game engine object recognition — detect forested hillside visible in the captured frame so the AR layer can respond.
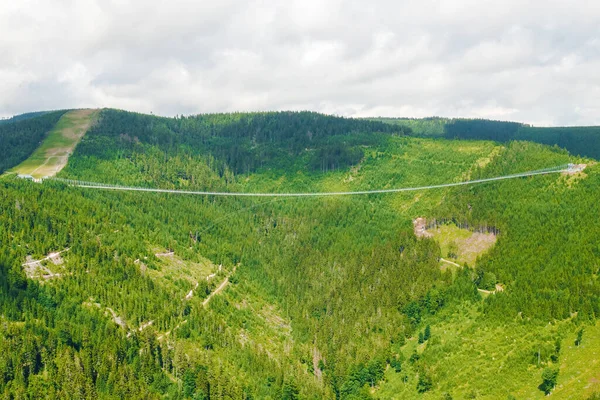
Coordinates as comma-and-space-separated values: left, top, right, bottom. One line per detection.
443, 119, 600, 160
0, 111, 51, 125
72, 109, 408, 176
376, 117, 600, 160
0, 111, 68, 173
369, 118, 448, 137
515, 126, 600, 160
1, 109, 599, 399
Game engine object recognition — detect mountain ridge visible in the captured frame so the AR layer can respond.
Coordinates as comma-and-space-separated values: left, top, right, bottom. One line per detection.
0, 108, 599, 399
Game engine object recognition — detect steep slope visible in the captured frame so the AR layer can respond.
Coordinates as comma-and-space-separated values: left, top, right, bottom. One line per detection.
0, 110, 67, 173
375, 142, 599, 399
1, 109, 599, 399
11, 109, 98, 178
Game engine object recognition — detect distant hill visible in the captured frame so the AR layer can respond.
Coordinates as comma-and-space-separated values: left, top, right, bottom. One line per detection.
71, 109, 410, 176
0, 111, 52, 125
370, 117, 449, 136
375, 117, 600, 159
1, 108, 600, 398
515, 125, 600, 160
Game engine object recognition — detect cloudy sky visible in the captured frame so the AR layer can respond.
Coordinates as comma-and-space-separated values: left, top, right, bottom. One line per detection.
1, 0, 599, 125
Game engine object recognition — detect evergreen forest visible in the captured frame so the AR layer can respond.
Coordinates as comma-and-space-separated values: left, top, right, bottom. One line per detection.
1, 109, 600, 399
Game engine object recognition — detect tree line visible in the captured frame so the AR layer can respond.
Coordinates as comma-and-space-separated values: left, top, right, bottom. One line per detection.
0, 110, 68, 173
443, 118, 600, 160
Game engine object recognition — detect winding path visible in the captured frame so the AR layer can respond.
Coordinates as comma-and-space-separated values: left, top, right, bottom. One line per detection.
203, 266, 237, 307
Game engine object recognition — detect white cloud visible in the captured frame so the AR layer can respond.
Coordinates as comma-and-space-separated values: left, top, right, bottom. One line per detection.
0, 0, 599, 125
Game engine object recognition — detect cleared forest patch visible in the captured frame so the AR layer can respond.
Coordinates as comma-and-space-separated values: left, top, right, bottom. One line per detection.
144, 248, 217, 299
414, 220, 497, 266
11, 109, 98, 178
432, 224, 496, 266
22, 249, 70, 281
559, 162, 594, 188
377, 307, 600, 399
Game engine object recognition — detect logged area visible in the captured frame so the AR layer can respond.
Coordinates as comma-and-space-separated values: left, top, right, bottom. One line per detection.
1, 109, 599, 399
11, 109, 98, 178
414, 220, 497, 266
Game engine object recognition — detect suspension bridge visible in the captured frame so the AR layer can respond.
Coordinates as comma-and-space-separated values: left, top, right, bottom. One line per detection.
26, 164, 581, 197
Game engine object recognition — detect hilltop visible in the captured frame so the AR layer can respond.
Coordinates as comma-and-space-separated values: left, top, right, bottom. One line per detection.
10, 109, 99, 179
374, 116, 600, 159
0, 109, 599, 399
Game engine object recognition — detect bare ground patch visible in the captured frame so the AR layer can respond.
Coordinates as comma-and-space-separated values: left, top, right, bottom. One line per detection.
560, 163, 594, 188
413, 217, 432, 238
22, 249, 70, 280
414, 220, 497, 266
458, 231, 498, 266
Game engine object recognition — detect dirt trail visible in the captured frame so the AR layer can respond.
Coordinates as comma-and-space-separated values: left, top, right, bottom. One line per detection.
439, 258, 461, 267
106, 307, 127, 328
30, 155, 67, 176
155, 251, 175, 257
477, 284, 505, 295
184, 265, 221, 301
127, 320, 154, 337
22, 249, 70, 279
203, 265, 237, 307
22, 248, 70, 267
155, 266, 237, 341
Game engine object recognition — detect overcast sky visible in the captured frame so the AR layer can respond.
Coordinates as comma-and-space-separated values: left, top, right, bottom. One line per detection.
1, 1, 599, 125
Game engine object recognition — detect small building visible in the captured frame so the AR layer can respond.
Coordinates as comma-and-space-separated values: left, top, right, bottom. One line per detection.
17, 174, 34, 180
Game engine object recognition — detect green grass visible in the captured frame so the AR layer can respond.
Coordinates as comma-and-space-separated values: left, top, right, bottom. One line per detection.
428, 224, 497, 266
376, 304, 600, 399
145, 248, 216, 298
11, 109, 98, 178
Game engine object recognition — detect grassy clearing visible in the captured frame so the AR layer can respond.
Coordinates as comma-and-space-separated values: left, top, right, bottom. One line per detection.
376, 305, 600, 399
146, 248, 216, 298
428, 223, 497, 266
225, 280, 296, 361
11, 109, 98, 178
553, 323, 600, 399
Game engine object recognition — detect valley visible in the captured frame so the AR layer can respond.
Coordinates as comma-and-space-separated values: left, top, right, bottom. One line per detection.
0, 109, 599, 399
